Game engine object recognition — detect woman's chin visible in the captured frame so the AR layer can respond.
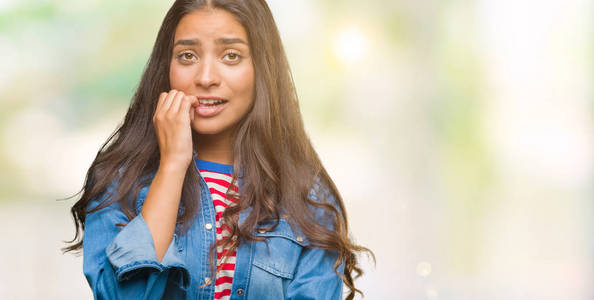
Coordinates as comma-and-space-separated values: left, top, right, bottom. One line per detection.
191, 122, 225, 136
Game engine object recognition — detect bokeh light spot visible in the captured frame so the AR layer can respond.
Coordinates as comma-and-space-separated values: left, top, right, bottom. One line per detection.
416, 261, 432, 277
334, 27, 366, 63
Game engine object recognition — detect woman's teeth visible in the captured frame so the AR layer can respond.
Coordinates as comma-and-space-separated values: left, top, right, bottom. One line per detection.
199, 99, 227, 106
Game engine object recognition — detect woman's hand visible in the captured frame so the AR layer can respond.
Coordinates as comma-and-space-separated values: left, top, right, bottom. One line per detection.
144, 90, 197, 262
153, 89, 198, 170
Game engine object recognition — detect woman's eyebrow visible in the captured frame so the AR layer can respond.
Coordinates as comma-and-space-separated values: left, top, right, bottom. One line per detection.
173, 38, 247, 47
215, 38, 247, 45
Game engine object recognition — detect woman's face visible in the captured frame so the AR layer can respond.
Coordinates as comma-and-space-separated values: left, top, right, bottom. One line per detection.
169, 8, 255, 137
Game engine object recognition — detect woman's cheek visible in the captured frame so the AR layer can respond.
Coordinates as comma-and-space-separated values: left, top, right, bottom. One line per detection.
229, 65, 254, 94
169, 65, 193, 88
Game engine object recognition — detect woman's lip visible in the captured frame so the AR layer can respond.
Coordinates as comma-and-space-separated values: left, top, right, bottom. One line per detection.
195, 95, 227, 101
194, 101, 228, 118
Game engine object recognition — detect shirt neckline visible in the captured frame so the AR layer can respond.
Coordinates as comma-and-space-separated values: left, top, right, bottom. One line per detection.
195, 159, 233, 175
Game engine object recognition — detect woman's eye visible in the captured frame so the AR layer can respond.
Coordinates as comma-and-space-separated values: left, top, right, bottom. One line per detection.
177, 52, 196, 63
223, 52, 242, 63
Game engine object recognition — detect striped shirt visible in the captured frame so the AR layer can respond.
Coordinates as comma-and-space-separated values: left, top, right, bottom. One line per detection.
196, 160, 237, 300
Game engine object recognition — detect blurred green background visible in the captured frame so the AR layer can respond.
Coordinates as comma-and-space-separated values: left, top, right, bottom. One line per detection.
0, 0, 592, 299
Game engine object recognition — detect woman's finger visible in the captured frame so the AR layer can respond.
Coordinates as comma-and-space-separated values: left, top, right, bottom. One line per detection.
179, 95, 197, 120
189, 96, 197, 122
169, 90, 186, 115
155, 92, 167, 113
161, 89, 178, 113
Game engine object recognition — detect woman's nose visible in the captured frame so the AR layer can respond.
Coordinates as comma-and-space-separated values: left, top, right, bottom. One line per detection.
194, 57, 220, 88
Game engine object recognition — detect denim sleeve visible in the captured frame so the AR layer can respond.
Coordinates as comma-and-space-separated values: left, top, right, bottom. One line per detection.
82, 183, 189, 300
286, 247, 345, 300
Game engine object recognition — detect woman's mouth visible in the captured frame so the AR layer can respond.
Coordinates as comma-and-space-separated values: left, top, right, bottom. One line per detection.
195, 99, 228, 117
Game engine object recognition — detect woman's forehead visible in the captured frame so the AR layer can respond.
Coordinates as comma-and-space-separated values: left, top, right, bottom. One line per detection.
174, 8, 248, 44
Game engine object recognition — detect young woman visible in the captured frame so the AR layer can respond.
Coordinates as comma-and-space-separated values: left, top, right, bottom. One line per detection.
64, 0, 372, 299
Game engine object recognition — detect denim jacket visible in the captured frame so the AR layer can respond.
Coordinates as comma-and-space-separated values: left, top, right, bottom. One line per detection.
82, 158, 344, 299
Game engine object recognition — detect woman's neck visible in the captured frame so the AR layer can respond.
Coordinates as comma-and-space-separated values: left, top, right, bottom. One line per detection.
192, 132, 233, 165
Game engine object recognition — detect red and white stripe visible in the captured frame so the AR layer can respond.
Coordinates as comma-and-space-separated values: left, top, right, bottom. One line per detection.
199, 169, 238, 300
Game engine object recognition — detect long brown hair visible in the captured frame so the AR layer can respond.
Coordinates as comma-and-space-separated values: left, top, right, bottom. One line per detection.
64, 0, 374, 298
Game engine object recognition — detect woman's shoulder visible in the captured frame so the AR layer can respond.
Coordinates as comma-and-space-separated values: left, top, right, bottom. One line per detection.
86, 167, 157, 214
307, 176, 342, 212
303, 175, 344, 231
